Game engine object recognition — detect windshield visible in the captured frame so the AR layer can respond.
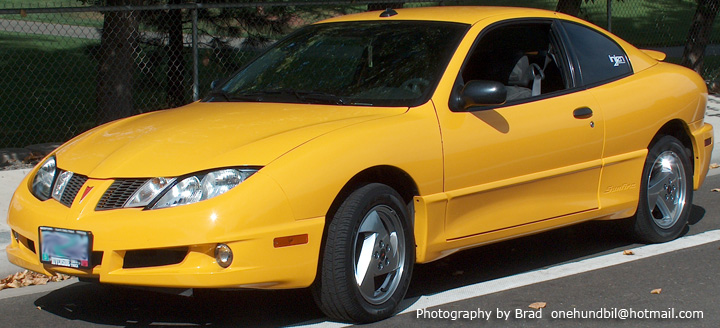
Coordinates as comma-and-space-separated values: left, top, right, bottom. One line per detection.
205, 21, 469, 107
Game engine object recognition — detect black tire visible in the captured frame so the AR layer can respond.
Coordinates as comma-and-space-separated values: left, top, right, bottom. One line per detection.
313, 183, 414, 323
630, 135, 693, 243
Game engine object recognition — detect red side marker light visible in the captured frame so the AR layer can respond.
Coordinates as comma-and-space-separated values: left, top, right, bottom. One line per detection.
705, 137, 712, 147
274, 234, 309, 248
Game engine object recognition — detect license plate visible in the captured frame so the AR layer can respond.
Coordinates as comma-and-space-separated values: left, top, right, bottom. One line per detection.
39, 227, 93, 269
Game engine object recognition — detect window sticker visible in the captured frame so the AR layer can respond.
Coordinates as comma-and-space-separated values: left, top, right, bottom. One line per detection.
608, 55, 628, 67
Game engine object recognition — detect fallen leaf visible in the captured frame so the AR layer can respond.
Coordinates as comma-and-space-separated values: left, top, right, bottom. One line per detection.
36, 306, 42, 310
32, 277, 49, 285
623, 250, 634, 255
651, 288, 662, 294
0, 270, 73, 292
14, 270, 27, 280
529, 302, 547, 309
710, 163, 720, 169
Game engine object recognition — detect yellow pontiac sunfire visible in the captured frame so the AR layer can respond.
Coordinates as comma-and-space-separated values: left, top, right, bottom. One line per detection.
6, 6, 715, 323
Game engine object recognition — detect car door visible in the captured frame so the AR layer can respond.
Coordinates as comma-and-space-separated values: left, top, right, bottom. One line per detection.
435, 20, 605, 240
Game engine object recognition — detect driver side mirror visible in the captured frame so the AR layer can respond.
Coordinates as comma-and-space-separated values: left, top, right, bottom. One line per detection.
457, 80, 507, 111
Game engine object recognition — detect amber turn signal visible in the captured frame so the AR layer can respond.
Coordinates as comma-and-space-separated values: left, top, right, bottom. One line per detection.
273, 234, 308, 248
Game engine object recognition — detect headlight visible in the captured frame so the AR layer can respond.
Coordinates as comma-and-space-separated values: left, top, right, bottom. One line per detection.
31, 156, 57, 201
122, 168, 258, 210
124, 177, 176, 208
153, 176, 202, 209
201, 169, 255, 200
51, 170, 74, 202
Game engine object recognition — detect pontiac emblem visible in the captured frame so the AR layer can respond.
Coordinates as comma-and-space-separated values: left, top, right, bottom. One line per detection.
79, 186, 93, 203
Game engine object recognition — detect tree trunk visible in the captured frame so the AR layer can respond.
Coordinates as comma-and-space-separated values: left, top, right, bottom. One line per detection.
681, 0, 720, 74
556, 0, 583, 16
166, 0, 186, 107
97, 0, 139, 124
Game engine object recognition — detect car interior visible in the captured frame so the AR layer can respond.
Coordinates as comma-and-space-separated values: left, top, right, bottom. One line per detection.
460, 22, 568, 103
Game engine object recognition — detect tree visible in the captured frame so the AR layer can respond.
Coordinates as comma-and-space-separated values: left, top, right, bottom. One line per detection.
680, 0, 720, 74
82, 0, 141, 124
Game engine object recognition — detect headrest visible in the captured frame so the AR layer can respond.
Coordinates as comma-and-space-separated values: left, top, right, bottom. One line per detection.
507, 55, 533, 87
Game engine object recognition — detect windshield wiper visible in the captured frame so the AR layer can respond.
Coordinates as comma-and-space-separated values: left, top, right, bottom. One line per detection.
294, 91, 346, 105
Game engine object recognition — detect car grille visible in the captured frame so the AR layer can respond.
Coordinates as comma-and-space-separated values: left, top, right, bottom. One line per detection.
95, 179, 147, 210
58, 173, 88, 207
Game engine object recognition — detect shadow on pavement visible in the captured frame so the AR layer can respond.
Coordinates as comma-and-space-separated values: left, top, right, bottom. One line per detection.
35, 282, 323, 327
33, 205, 707, 327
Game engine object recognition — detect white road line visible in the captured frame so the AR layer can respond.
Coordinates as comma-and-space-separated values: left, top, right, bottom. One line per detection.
296, 229, 720, 327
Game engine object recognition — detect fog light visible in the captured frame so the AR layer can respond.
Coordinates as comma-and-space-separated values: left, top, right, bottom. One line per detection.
215, 243, 233, 268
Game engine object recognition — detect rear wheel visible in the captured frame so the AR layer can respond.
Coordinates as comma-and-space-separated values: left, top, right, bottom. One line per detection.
313, 183, 414, 323
630, 136, 693, 243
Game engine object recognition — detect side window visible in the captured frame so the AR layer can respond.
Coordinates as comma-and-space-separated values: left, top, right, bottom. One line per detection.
561, 21, 632, 85
459, 22, 569, 104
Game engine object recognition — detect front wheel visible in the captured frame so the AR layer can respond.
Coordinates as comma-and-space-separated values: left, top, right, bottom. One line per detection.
313, 183, 414, 323
630, 135, 693, 243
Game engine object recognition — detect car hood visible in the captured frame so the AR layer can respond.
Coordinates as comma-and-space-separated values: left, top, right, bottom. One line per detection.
55, 102, 407, 178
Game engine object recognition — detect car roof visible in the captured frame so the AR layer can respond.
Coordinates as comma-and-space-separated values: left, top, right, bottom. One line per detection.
317, 6, 558, 25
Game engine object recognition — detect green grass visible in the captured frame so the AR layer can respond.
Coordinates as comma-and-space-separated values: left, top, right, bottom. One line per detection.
0, 0, 104, 28
0, 31, 97, 148
581, 0, 720, 47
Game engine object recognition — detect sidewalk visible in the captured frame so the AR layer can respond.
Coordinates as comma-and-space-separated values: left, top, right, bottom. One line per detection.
1, 169, 31, 277
708, 95, 720, 166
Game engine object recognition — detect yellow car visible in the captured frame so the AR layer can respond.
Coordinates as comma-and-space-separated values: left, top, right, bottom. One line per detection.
5, 6, 714, 323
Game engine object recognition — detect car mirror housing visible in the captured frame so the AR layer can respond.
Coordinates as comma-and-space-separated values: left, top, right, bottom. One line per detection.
458, 80, 507, 111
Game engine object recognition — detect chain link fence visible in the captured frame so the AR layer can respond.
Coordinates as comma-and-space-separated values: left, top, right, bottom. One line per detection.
1, 0, 718, 150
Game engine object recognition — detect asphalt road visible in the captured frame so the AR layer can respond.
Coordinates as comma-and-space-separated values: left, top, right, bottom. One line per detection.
0, 173, 718, 327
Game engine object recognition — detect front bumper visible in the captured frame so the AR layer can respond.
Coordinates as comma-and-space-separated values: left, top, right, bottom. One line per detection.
6, 171, 324, 289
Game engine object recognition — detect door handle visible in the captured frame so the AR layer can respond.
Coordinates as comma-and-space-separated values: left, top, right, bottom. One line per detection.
573, 107, 593, 119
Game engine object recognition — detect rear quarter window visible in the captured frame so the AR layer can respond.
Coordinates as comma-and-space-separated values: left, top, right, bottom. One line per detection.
561, 21, 632, 86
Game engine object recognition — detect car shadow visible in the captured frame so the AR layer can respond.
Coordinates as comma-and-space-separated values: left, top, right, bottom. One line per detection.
34, 282, 323, 327
34, 205, 707, 327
